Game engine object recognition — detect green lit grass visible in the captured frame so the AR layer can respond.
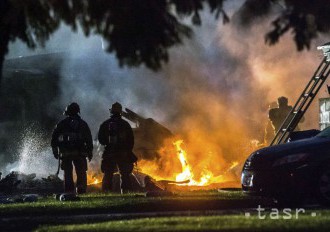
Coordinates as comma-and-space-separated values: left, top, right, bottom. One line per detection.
0, 191, 257, 217
1, 191, 328, 231
36, 212, 330, 232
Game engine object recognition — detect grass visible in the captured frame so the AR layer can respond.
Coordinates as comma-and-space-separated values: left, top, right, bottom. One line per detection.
0, 190, 261, 217
2, 190, 306, 231
36, 211, 330, 232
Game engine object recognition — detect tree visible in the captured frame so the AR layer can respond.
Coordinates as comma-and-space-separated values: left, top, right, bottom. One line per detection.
0, 0, 226, 80
1, 0, 330, 84
236, 0, 330, 51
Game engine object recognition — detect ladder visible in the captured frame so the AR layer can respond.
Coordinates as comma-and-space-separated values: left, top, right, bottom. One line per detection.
270, 43, 330, 146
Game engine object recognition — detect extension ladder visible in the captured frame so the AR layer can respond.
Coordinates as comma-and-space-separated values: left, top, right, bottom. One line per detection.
270, 43, 330, 145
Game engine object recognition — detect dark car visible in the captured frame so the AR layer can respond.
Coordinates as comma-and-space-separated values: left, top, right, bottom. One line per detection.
241, 128, 330, 206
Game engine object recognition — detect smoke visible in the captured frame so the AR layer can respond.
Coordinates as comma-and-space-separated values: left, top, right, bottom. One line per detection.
126, 6, 330, 180
221, 11, 329, 130
4, 1, 330, 183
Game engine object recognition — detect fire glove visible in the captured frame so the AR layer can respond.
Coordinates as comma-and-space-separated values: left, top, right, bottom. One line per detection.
52, 147, 59, 159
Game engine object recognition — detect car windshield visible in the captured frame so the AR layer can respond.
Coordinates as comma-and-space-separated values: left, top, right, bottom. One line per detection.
316, 127, 330, 138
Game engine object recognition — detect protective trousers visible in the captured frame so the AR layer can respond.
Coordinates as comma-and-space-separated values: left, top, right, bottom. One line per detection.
101, 155, 133, 193
61, 157, 87, 194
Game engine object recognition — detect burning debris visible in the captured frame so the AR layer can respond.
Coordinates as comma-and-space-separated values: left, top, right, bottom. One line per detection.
87, 140, 241, 192
137, 136, 241, 190
122, 107, 173, 161
120, 107, 242, 190
173, 140, 240, 187
97, 107, 241, 190
86, 170, 189, 194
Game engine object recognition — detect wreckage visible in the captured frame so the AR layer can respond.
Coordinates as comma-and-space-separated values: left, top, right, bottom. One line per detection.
87, 171, 189, 195
122, 107, 173, 160
0, 170, 187, 197
0, 171, 63, 195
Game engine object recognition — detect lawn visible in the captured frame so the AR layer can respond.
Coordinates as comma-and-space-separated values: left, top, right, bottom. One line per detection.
36, 212, 330, 232
0, 190, 262, 217
2, 190, 326, 231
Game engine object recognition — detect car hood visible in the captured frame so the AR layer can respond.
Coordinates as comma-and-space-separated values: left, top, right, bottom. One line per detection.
250, 136, 330, 163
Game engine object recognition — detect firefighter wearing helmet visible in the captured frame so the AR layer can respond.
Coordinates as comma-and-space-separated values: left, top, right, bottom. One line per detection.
98, 102, 137, 193
51, 102, 93, 194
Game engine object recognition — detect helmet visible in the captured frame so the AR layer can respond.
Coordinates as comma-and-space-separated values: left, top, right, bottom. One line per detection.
110, 102, 122, 115
277, 96, 288, 106
64, 102, 80, 116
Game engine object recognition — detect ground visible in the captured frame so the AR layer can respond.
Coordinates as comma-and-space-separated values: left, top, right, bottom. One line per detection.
0, 190, 329, 231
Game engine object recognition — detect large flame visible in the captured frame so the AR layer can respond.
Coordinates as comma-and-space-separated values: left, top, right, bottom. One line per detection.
85, 138, 259, 188
174, 140, 238, 186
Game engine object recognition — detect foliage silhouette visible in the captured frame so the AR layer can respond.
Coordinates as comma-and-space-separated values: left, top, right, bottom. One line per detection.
1, 0, 330, 82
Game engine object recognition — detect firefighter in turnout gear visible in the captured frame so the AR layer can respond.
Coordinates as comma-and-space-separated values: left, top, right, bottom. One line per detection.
51, 103, 93, 194
98, 102, 137, 193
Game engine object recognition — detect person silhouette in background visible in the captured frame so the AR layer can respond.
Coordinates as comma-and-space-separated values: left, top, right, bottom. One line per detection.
268, 96, 304, 136
269, 96, 293, 133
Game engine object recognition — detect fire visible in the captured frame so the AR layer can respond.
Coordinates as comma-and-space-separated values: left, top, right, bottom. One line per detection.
87, 174, 102, 186
250, 139, 266, 149
229, 161, 239, 170
173, 140, 238, 186
174, 140, 193, 182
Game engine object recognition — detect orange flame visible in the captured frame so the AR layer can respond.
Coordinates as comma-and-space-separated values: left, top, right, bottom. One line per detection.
173, 140, 238, 186
174, 140, 193, 182
87, 174, 102, 186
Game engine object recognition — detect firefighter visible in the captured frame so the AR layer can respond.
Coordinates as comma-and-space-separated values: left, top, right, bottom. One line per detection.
269, 96, 293, 133
51, 102, 93, 194
269, 96, 304, 133
98, 102, 137, 193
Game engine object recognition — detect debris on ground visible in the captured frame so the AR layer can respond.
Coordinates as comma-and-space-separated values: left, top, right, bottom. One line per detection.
0, 171, 63, 195
0, 193, 39, 204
